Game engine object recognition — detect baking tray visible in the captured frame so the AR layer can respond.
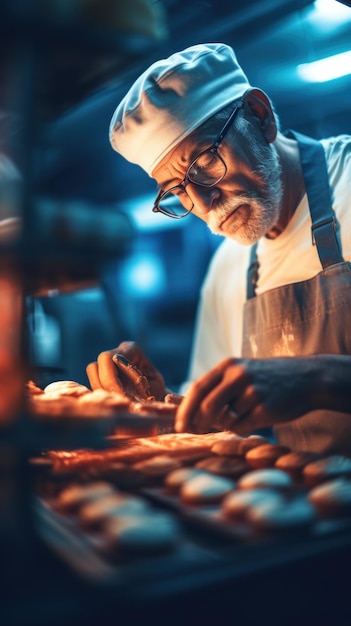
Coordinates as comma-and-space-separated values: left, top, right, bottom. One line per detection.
33, 482, 351, 596
33, 494, 227, 586
140, 484, 351, 544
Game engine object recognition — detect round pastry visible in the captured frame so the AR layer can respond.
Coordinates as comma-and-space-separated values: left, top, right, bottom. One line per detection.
55, 481, 115, 513
79, 493, 149, 529
275, 451, 320, 479
247, 496, 316, 531
238, 435, 271, 455
132, 454, 182, 478
245, 443, 291, 469
308, 478, 351, 518
180, 473, 235, 505
44, 380, 90, 397
77, 388, 131, 409
102, 511, 179, 555
195, 456, 249, 479
211, 434, 243, 456
303, 455, 351, 487
237, 468, 293, 491
164, 467, 205, 493
28, 394, 82, 417
211, 434, 269, 457
222, 488, 284, 521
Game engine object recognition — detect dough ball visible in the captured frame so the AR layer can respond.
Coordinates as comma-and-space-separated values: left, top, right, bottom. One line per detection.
237, 468, 293, 491
132, 454, 182, 477
303, 455, 351, 487
211, 434, 243, 456
164, 467, 205, 493
308, 478, 351, 518
247, 496, 315, 531
44, 380, 90, 397
55, 481, 115, 513
195, 456, 249, 478
245, 444, 291, 469
222, 488, 284, 521
180, 473, 235, 505
79, 493, 149, 529
275, 451, 320, 478
102, 512, 179, 555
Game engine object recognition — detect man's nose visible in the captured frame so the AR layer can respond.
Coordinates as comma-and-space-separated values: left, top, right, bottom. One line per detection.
187, 183, 220, 217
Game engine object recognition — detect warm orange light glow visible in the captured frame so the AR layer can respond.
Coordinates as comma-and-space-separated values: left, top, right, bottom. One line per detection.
0, 270, 25, 425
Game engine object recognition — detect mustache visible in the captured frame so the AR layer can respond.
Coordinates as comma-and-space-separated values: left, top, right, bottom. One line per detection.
211, 193, 255, 222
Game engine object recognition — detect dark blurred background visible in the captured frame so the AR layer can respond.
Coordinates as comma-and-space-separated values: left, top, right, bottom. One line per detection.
2, 0, 350, 390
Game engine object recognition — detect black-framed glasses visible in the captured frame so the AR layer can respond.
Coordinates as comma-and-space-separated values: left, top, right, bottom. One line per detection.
152, 99, 243, 219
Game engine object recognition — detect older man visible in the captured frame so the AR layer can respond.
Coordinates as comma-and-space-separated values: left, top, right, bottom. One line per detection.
87, 43, 351, 455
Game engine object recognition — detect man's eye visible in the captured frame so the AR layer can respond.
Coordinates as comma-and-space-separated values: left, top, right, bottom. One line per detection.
193, 151, 217, 171
170, 187, 184, 198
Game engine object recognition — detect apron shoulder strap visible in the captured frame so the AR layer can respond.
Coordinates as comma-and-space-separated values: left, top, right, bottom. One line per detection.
287, 130, 343, 269
246, 243, 259, 300
246, 131, 344, 299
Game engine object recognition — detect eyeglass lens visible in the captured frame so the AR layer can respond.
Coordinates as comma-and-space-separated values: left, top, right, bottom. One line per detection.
157, 152, 226, 216
188, 150, 226, 185
158, 187, 194, 217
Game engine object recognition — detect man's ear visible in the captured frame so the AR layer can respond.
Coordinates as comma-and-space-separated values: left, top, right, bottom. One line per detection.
243, 88, 277, 143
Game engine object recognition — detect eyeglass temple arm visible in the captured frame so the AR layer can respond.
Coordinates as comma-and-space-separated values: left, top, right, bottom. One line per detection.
213, 97, 244, 148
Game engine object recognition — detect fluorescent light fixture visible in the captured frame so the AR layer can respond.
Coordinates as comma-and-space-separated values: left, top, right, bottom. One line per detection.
311, 0, 351, 27
297, 50, 351, 82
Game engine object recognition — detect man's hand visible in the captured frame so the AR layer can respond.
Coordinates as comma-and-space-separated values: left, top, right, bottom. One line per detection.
86, 341, 166, 401
175, 356, 319, 434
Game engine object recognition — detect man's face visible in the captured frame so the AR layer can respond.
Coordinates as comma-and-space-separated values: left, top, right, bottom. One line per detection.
153, 115, 283, 245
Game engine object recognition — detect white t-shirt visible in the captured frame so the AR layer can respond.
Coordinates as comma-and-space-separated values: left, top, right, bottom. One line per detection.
182, 134, 351, 391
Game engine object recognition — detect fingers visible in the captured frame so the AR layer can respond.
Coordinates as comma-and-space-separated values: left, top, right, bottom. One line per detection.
114, 342, 166, 400
175, 360, 234, 433
229, 404, 277, 435
116, 341, 142, 368
176, 356, 311, 436
175, 358, 265, 434
87, 342, 166, 401
96, 351, 125, 393
112, 353, 151, 400
86, 361, 101, 390
233, 384, 259, 418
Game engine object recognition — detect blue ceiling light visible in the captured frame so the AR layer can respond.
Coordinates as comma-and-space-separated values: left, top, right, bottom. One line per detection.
296, 0, 351, 83
297, 50, 351, 82
310, 0, 351, 28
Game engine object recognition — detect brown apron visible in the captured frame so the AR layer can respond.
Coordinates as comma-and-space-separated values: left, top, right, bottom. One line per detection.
242, 131, 351, 455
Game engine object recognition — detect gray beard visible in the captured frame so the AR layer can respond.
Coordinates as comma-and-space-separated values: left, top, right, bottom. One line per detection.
207, 141, 283, 245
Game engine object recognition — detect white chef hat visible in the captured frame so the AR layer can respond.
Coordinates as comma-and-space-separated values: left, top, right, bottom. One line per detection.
109, 43, 251, 176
